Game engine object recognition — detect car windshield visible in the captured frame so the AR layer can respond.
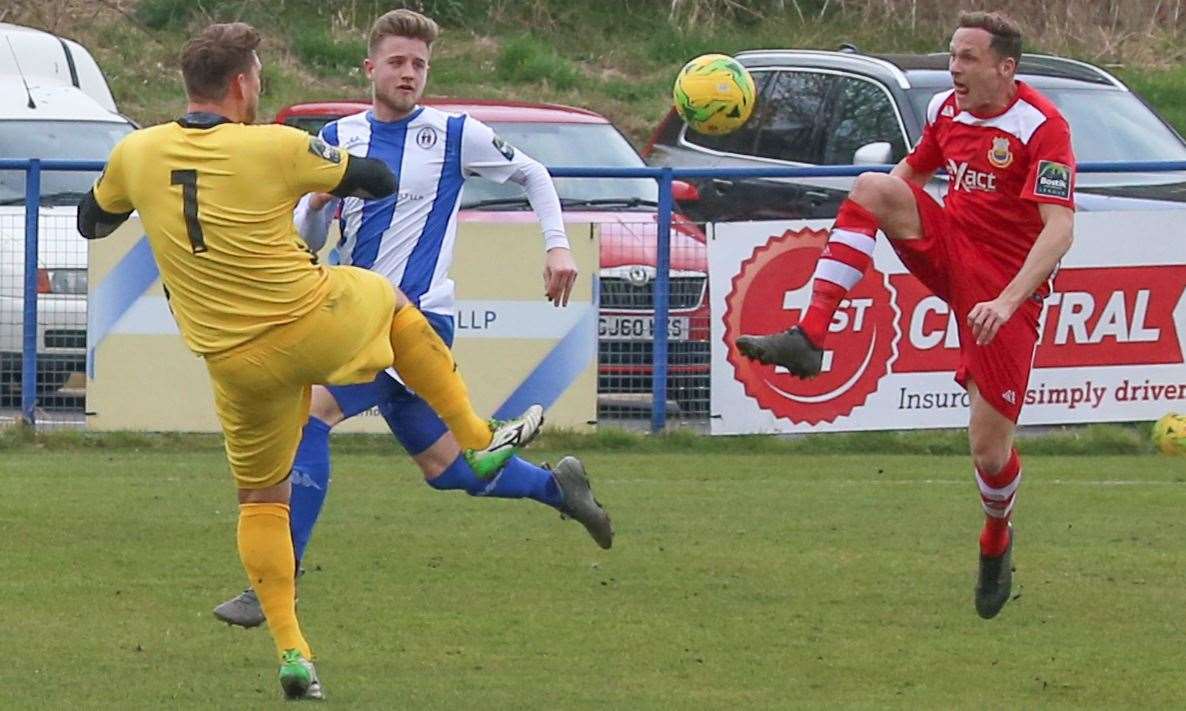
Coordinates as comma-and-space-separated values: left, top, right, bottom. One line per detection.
907, 87, 1186, 162
0, 120, 133, 205
460, 122, 658, 208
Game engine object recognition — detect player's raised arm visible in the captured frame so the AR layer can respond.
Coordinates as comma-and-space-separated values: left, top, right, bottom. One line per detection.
78, 141, 134, 240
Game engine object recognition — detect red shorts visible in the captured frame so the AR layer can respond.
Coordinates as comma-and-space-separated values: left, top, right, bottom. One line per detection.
889, 183, 1041, 422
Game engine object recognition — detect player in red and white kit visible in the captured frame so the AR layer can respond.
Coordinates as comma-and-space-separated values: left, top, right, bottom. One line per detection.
737, 11, 1075, 619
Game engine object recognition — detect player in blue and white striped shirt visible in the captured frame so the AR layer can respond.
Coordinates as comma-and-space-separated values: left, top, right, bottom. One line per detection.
213, 9, 612, 633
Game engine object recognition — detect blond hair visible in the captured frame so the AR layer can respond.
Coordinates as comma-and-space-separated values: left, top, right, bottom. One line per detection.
368, 9, 439, 55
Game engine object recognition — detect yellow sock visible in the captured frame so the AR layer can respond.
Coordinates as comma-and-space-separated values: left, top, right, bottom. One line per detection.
237, 503, 312, 659
389, 305, 492, 450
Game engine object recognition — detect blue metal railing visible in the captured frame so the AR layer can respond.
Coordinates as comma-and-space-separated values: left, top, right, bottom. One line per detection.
5, 159, 106, 426
7, 158, 1186, 429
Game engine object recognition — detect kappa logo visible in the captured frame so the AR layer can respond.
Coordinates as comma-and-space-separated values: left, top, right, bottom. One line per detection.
291, 469, 324, 490
307, 136, 341, 164
416, 126, 438, 149
987, 136, 1014, 168
724, 227, 899, 425
1035, 160, 1072, 199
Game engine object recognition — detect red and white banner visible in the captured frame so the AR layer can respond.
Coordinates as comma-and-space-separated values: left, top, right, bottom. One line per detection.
710, 210, 1186, 434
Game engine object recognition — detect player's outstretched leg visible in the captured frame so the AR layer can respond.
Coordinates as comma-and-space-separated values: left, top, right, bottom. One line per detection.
425, 451, 613, 549
279, 648, 324, 700
381, 389, 610, 547
737, 180, 895, 377
737, 199, 879, 373
387, 302, 499, 451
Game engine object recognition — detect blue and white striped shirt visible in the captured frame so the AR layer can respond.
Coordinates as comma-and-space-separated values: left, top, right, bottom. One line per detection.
295, 105, 567, 316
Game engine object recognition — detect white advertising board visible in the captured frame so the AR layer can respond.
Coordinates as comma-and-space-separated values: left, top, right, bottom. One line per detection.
710, 211, 1186, 434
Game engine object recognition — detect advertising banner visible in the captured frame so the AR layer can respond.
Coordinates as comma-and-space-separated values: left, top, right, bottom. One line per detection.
87, 221, 598, 432
711, 211, 1186, 434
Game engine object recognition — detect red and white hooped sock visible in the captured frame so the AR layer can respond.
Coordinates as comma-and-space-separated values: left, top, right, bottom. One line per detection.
976, 449, 1021, 557
799, 199, 879, 346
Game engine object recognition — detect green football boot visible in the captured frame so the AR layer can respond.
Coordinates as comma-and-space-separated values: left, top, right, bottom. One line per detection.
465, 404, 545, 478
279, 649, 323, 701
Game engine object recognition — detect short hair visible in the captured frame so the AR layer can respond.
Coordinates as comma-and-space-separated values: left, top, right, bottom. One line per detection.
368, 9, 439, 55
180, 22, 261, 102
958, 11, 1022, 62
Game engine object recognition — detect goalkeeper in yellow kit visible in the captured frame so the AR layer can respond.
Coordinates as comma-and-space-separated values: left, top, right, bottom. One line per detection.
77, 22, 542, 700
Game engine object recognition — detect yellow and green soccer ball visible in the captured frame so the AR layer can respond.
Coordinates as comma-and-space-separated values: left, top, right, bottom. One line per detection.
673, 53, 756, 136
1151, 413, 1186, 455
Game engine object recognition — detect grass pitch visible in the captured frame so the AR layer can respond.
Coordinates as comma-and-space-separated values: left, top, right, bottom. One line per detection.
2, 435, 1186, 709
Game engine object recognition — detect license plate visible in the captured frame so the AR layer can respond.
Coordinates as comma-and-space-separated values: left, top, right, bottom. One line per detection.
598, 315, 690, 341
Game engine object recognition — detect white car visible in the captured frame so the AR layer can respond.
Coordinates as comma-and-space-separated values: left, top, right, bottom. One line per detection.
0, 26, 133, 406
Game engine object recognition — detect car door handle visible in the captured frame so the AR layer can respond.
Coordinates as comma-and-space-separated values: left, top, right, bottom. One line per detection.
712, 179, 733, 193
805, 190, 831, 204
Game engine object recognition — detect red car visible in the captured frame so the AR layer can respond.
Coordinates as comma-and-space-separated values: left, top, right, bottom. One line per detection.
276, 99, 710, 419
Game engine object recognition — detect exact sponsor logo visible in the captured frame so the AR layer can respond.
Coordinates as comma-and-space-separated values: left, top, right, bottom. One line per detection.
1034, 160, 1072, 199
723, 228, 899, 425
946, 159, 997, 192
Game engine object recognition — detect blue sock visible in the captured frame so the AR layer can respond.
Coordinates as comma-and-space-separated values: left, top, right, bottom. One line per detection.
429, 454, 563, 509
289, 417, 332, 562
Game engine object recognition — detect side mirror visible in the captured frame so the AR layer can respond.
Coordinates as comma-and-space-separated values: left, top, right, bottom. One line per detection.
853, 141, 893, 165
671, 179, 700, 202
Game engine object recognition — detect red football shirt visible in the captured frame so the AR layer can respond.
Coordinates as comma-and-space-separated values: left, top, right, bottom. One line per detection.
906, 81, 1076, 278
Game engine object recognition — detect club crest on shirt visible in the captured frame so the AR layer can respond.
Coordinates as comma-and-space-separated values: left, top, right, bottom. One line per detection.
416, 127, 438, 149
987, 136, 1013, 168
492, 135, 516, 161
307, 137, 341, 164
1035, 160, 1072, 199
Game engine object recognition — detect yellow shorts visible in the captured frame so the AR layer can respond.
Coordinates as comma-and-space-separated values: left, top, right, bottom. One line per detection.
205, 266, 396, 489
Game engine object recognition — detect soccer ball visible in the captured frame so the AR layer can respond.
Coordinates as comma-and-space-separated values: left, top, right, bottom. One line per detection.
1151, 413, 1186, 455
673, 53, 756, 135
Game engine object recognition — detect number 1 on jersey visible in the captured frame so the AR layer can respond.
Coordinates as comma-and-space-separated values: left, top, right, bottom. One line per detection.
170, 169, 208, 254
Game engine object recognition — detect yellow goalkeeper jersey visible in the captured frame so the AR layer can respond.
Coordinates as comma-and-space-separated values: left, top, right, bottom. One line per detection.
92, 118, 349, 355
